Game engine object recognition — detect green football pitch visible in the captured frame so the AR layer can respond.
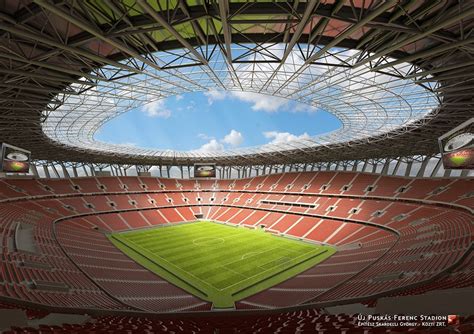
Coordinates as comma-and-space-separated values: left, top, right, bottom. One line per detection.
108, 221, 336, 308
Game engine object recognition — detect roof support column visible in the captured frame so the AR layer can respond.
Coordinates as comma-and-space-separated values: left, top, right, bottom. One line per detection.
31, 164, 39, 178
60, 163, 70, 178
443, 168, 452, 178
416, 156, 431, 178
43, 164, 51, 178
381, 159, 391, 175
72, 166, 78, 178
393, 159, 402, 176
405, 160, 413, 177
361, 160, 368, 172
371, 161, 377, 173
352, 161, 359, 172
51, 164, 60, 178
430, 158, 443, 178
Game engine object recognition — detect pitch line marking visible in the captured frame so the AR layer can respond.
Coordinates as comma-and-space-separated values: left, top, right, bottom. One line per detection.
218, 248, 323, 292
219, 265, 249, 280
222, 246, 281, 268
192, 237, 225, 246
123, 238, 221, 291
118, 222, 329, 293
241, 251, 262, 260
217, 246, 317, 289
258, 256, 292, 271
221, 242, 312, 269
213, 245, 288, 289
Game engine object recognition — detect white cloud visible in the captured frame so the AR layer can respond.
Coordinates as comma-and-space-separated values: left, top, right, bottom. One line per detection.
146, 91, 311, 120
194, 139, 225, 153
292, 102, 317, 113
263, 131, 311, 145
230, 91, 288, 112
204, 90, 289, 112
222, 129, 243, 147
204, 90, 227, 105
141, 100, 171, 118
197, 133, 213, 140
195, 129, 244, 152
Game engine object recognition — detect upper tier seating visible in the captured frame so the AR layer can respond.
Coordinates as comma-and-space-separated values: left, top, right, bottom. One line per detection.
0, 172, 470, 207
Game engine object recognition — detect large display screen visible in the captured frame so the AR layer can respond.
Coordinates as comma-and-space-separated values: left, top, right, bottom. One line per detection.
193, 163, 216, 178
0, 143, 31, 173
438, 118, 474, 170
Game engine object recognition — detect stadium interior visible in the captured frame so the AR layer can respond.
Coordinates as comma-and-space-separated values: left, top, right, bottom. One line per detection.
0, 0, 473, 333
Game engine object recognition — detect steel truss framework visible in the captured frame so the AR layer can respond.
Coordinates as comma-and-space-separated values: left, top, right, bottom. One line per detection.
0, 0, 473, 167
30, 154, 471, 180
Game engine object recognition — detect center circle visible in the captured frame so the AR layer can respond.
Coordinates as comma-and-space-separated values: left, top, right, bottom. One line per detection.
193, 237, 225, 246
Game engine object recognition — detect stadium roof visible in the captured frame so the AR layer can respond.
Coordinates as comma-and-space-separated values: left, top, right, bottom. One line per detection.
0, 0, 473, 166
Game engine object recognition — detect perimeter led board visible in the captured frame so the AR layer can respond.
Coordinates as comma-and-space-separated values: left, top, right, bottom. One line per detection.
0, 143, 31, 173
193, 163, 216, 178
438, 118, 474, 170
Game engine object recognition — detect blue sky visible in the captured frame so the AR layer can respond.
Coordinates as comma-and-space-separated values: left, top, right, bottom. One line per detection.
95, 91, 342, 152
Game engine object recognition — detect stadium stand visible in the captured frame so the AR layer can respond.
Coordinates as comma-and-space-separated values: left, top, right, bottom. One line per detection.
0, 172, 472, 316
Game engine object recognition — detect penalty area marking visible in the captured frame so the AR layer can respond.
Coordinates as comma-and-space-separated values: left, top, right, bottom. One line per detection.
193, 237, 225, 246
258, 256, 292, 271
241, 251, 263, 260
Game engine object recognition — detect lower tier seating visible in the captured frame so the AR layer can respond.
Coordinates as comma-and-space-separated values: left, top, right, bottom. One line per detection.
3, 309, 473, 334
